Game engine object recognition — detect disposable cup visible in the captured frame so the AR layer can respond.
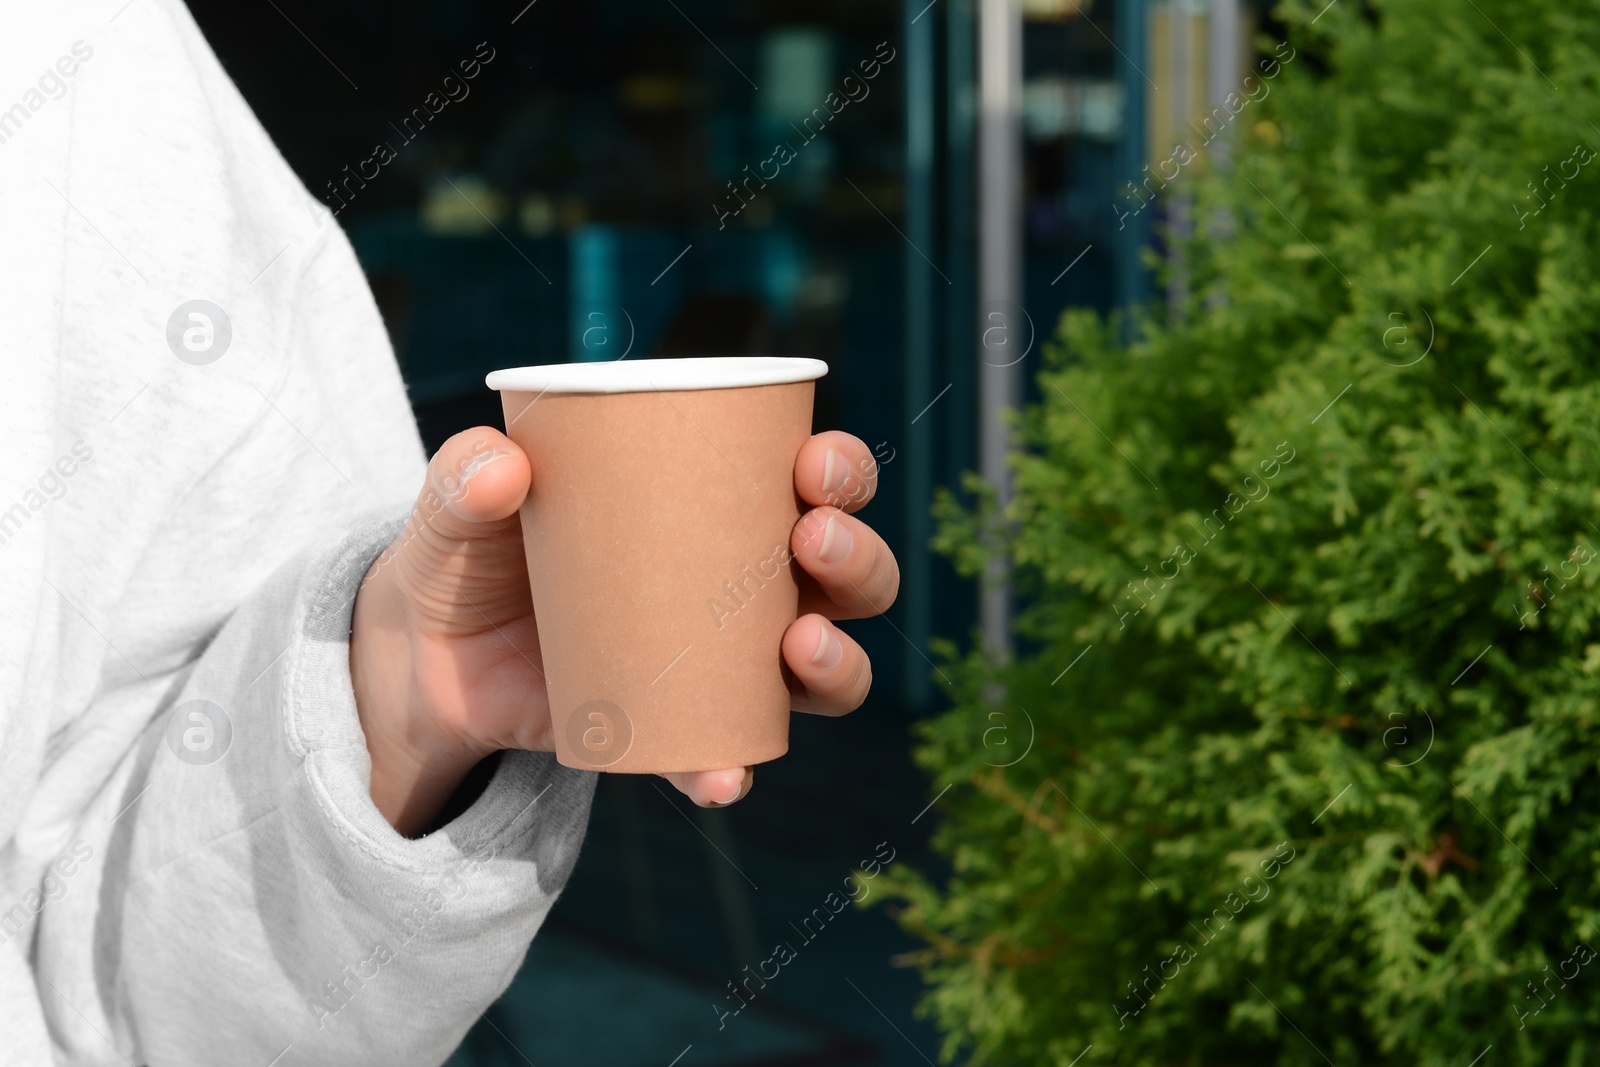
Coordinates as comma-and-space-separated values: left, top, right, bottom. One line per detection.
485, 356, 828, 773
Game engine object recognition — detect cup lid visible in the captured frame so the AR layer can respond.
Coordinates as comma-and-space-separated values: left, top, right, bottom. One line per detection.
486, 356, 827, 395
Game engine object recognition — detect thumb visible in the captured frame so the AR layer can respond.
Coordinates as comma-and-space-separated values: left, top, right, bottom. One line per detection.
385, 427, 533, 629
416, 427, 529, 540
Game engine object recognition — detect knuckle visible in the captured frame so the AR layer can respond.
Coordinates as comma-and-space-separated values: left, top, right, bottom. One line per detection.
860, 540, 900, 613
842, 650, 873, 710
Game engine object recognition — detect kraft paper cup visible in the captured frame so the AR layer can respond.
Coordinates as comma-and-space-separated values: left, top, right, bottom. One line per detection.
486, 356, 828, 774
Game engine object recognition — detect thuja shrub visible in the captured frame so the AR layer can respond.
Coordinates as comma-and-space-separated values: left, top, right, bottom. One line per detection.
880, 1, 1600, 1063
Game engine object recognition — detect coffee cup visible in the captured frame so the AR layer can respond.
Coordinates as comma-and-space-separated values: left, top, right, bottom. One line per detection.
486, 356, 827, 773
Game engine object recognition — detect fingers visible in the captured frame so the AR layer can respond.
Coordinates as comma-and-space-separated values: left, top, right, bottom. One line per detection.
791, 506, 900, 619
792, 432, 898, 618
782, 613, 873, 716
795, 431, 880, 513
661, 767, 752, 807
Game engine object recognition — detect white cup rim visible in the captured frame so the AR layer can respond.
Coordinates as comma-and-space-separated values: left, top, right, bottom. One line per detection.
487, 356, 827, 395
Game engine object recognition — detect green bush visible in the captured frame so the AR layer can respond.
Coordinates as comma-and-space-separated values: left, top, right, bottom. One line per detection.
882, 1, 1600, 1063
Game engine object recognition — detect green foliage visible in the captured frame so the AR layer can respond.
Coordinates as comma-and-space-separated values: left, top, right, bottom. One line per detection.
881, 1, 1600, 1063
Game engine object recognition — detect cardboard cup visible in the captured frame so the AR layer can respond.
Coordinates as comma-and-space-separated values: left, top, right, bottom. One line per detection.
486, 357, 828, 774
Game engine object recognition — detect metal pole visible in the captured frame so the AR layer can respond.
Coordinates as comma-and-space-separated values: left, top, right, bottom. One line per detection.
946, 0, 977, 521
1206, 0, 1242, 166
1167, 1, 1191, 318
977, 0, 1022, 664
1203, 0, 1241, 300
1113, 0, 1150, 322
903, 0, 937, 708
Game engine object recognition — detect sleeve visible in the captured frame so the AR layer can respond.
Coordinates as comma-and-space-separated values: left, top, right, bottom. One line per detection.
33, 507, 597, 1067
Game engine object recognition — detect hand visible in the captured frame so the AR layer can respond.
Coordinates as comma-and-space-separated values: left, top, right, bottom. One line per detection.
350, 426, 899, 837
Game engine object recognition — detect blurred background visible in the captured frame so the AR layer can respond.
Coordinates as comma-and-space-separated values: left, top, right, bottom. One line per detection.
183, 1, 1279, 1062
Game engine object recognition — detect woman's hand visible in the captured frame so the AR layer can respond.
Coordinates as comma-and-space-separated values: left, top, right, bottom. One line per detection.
350, 426, 899, 836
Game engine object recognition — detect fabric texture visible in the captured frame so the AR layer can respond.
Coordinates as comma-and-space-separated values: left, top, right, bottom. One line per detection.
0, 2, 594, 1063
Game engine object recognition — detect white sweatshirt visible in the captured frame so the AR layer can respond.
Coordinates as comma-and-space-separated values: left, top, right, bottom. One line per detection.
0, 2, 594, 1063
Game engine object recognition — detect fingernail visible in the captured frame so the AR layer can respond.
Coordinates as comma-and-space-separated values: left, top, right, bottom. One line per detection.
440, 450, 511, 501
460, 449, 511, 483
811, 623, 844, 670
436, 449, 509, 500
709, 769, 748, 806
823, 447, 852, 500
817, 514, 853, 565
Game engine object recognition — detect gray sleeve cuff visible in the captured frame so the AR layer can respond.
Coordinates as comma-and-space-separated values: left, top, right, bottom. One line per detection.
286, 509, 596, 882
